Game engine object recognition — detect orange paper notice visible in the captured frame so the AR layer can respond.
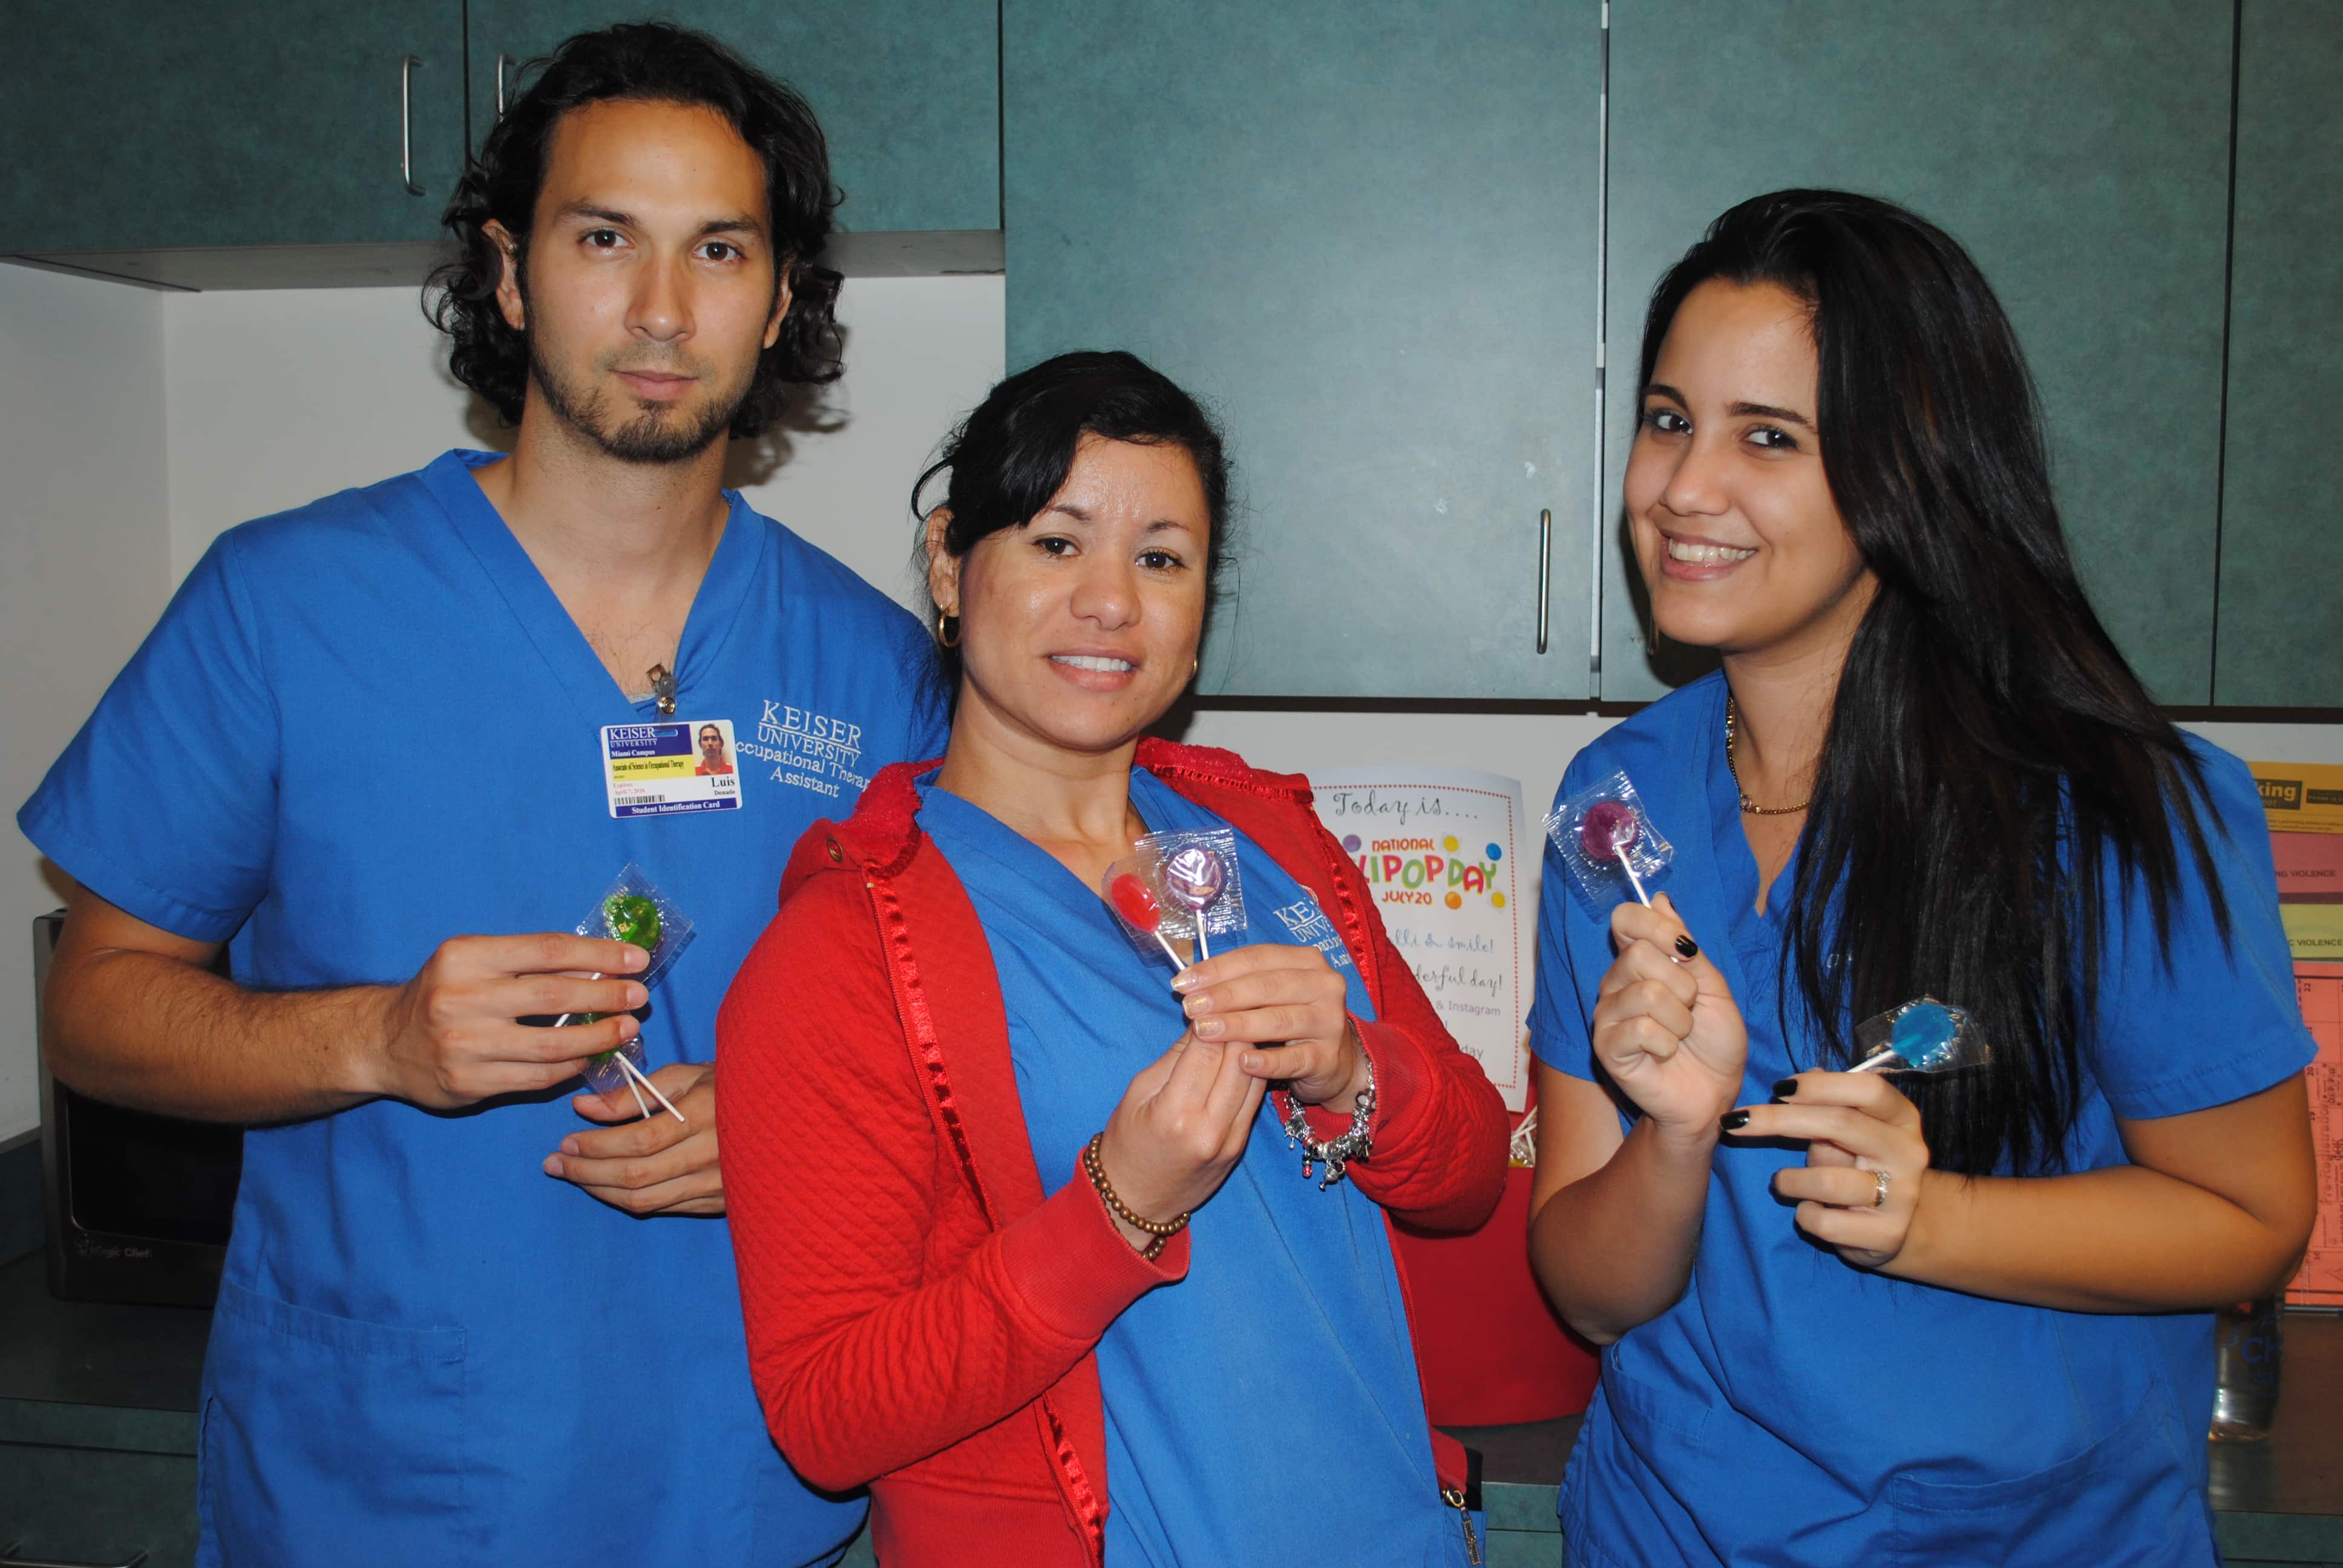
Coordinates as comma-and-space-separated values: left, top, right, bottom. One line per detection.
2289, 961, 2343, 1310
2253, 760, 2343, 837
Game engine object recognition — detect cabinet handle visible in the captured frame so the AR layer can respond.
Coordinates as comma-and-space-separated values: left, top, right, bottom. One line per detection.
1536, 508, 1553, 655
0, 1544, 148, 1568
399, 53, 424, 195
496, 51, 513, 117
1589, 0, 1612, 681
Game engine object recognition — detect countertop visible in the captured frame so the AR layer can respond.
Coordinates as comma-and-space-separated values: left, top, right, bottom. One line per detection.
0, 1252, 208, 1458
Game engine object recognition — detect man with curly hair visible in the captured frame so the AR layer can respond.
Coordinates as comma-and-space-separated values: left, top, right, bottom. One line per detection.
21, 23, 943, 1567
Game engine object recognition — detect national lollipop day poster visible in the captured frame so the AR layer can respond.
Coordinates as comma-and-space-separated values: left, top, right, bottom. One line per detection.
1309, 767, 1529, 1112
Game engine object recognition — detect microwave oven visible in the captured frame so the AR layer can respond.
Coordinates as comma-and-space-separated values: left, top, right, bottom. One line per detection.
33, 910, 242, 1307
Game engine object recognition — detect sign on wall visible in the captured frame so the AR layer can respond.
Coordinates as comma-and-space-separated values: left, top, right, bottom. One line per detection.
1310, 767, 1529, 1112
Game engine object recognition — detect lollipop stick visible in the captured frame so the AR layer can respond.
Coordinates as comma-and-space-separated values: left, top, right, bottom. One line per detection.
1194, 923, 1213, 962
551, 970, 601, 1031
615, 1050, 687, 1123
1848, 1052, 1904, 1075
1151, 930, 1189, 972
621, 1071, 651, 1120
1613, 851, 1652, 907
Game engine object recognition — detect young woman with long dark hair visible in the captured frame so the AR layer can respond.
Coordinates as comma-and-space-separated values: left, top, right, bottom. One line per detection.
718, 351, 1507, 1566
1525, 190, 2318, 1567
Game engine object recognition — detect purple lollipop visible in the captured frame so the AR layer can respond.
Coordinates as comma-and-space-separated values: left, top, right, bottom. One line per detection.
1162, 844, 1230, 959
1578, 800, 1637, 859
1547, 771, 1673, 916
1578, 799, 1653, 906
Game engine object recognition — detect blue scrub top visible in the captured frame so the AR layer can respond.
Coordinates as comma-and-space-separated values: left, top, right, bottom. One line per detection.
19, 451, 948, 1568
914, 768, 1471, 1566
1528, 672, 2315, 1568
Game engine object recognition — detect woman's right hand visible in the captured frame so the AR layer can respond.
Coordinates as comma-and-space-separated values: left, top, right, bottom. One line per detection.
1093, 1030, 1268, 1248
1593, 893, 1748, 1140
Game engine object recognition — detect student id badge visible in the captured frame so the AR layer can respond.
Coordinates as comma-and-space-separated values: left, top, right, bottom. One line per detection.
601, 720, 743, 818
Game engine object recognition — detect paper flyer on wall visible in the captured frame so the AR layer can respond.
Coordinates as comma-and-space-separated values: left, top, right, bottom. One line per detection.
2288, 961, 2343, 1310
2252, 760, 2343, 837
1309, 766, 1528, 1112
2285, 905, 2343, 965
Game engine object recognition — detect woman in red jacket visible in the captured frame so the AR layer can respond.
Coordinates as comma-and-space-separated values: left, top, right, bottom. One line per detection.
717, 351, 1509, 1567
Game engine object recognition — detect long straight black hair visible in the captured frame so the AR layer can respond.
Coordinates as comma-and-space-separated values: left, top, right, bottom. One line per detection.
1639, 190, 2228, 1176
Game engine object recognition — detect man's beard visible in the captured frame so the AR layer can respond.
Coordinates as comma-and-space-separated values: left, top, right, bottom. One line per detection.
525, 335, 750, 466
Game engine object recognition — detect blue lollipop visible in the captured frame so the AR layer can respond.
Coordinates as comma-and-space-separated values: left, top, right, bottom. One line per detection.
1850, 998, 1985, 1075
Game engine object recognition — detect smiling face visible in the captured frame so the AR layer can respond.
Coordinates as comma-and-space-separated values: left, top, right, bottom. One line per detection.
1624, 278, 1875, 662
493, 98, 788, 465
931, 434, 1211, 759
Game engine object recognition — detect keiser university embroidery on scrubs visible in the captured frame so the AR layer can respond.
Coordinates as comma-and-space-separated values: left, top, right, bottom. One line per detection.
1270, 889, 1356, 970
743, 697, 874, 800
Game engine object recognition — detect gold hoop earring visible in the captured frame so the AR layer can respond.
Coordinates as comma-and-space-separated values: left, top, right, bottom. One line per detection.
934, 609, 960, 650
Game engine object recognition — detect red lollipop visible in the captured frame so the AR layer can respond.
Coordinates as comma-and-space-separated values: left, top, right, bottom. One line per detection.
1110, 872, 1163, 931
1576, 799, 1653, 906
1106, 866, 1189, 970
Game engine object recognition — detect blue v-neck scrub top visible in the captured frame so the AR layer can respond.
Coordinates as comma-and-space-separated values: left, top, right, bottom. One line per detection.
19, 451, 948, 1568
915, 768, 1475, 1567
1528, 673, 2315, 1568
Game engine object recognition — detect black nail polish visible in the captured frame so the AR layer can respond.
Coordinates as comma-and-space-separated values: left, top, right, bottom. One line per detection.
1675, 934, 1699, 959
1772, 1078, 1799, 1099
1719, 1109, 1750, 1132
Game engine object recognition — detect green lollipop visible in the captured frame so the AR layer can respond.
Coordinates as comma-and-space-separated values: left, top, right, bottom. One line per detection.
569, 897, 660, 1045
605, 892, 663, 952
559, 870, 690, 1123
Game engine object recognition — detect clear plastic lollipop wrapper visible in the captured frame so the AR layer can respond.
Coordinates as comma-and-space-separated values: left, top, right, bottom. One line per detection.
1102, 829, 1245, 972
1849, 996, 1987, 1076
1105, 851, 1187, 972
1546, 771, 1674, 916
554, 862, 696, 1122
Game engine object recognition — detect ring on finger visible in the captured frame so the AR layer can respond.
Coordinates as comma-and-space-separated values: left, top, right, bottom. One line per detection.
1869, 1168, 1891, 1209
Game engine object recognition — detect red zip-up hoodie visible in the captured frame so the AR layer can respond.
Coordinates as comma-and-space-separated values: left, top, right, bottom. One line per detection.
716, 740, 1509, 1567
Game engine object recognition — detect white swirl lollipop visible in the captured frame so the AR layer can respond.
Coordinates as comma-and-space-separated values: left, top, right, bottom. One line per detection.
1161, 844, 1230, 961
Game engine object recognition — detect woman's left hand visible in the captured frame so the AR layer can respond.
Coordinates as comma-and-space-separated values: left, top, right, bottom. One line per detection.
1174, 944, 1367, 1108
1726, 1071, 1930, 1270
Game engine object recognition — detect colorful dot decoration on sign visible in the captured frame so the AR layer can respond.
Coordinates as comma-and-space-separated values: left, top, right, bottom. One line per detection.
1443, 835, 1459, 852
1486, 843, 1502, 861
1444, 891, 1463, 910
1492, 892, 1506, 909
1342, 834, 1362, 853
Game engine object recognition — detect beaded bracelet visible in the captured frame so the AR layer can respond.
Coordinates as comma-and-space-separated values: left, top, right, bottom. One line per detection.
1083, 1132, 1190, 1261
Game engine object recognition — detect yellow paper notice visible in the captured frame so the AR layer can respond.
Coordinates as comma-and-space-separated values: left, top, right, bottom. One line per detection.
2284, 904, 2343, 964
2252, 760, 2343, 836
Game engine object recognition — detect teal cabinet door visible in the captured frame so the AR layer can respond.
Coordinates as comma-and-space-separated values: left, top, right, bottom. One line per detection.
1598, 1, 2235, 704
468, 1, 998, 235
2214, 0, 2343, 707
1004, 0, 1602, 699
0, 0, 465, 252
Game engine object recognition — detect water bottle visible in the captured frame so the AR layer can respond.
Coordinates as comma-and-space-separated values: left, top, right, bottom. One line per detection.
2209, 1296, 2283, 1440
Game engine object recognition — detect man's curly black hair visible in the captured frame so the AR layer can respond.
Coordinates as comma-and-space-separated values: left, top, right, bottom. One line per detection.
424, 22, 844, 436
